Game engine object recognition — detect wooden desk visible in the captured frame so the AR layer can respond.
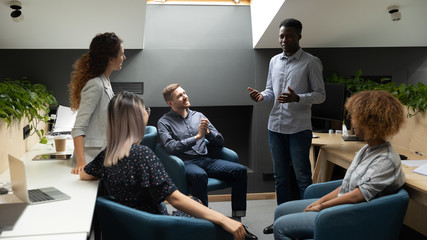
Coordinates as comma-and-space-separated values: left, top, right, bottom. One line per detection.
402, 165, 427, 207
312, 142, 364, 183
313, 143, 427, 206
309, 133, 361, 176
311, 111, 427, 235
311, 131, 427, 236
0, 138, 99, 239
312, 132, 349, 146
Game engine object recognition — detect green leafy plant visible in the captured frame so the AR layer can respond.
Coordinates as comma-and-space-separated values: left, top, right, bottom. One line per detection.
326, 69, 427, 117
0, 77, 58, 142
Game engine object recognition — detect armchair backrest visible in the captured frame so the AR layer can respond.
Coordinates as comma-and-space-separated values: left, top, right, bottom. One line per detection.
96, 197, 233, 240
141, 126, 158, 151
155, 143, 189, 194
304, 180, 343, 199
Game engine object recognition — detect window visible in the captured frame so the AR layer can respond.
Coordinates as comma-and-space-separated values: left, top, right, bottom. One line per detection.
147, 0, 251, 5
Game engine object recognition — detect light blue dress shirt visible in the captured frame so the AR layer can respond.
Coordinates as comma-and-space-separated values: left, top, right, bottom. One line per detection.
261, 48, 326, 134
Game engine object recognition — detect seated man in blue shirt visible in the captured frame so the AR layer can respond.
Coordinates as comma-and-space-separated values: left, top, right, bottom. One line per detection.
157, 83, 248, 221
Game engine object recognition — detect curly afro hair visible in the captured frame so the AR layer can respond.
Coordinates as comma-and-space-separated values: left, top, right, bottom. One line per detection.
345, 90, 405, 141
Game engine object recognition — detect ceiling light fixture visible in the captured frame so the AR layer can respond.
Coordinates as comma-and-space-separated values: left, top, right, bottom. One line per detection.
10, 0, 24, 22
388, 5, 401, 21
234, 0, 240, 4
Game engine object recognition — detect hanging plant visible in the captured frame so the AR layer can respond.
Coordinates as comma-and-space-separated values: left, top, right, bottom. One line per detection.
0, 77, 58, 142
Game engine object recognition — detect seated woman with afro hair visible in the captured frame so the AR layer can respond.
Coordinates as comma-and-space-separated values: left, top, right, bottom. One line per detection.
273, 90, 406, 240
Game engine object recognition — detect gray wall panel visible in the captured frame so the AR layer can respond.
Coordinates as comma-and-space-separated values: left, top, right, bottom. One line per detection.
125, 49, 255, 107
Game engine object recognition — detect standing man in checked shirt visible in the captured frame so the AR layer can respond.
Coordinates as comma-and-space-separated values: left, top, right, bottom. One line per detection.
248, 18, 326, 234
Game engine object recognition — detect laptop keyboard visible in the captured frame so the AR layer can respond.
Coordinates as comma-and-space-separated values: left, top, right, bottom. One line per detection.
28, 189, 54, 203
342, 135, 364, 141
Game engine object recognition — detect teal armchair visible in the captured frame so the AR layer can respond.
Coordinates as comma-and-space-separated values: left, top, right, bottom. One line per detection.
141, 126, 158, 151
154, 142, 239, 195
96, 197, 233, 240
296, 180, 409, 240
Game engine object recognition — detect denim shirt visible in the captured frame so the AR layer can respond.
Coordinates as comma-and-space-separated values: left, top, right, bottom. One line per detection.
261, 48, 325, 134
157, 109, 224, 160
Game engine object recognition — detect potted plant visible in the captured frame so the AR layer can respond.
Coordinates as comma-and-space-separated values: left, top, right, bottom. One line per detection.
0, 77, 58, 143
326, 69, 427, 117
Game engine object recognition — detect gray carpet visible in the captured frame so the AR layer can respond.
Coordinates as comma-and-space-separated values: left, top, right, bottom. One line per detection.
211, 199, 276, 240
167, 199, 277, 240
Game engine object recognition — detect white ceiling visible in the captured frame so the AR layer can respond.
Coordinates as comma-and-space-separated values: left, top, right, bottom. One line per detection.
253, 0, 427, 48
1, 0, 426, 49
0, 0, 146, 49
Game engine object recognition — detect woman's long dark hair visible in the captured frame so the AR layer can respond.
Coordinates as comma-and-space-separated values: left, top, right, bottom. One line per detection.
69, 32, 122, 110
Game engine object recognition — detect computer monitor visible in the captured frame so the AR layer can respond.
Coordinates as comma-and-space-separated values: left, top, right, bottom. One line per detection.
311, 83, 346, 132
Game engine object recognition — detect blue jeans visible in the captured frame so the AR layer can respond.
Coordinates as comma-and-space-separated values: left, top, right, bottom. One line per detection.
268, 130, 312, 205
184, 157, 247, 214
273, 198, 319, 240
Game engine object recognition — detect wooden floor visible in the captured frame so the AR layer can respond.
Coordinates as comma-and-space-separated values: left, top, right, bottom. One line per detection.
208, 192, 276, 202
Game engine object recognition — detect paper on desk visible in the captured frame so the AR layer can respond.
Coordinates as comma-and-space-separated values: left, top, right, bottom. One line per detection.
413, 162, 427, 176
53, 105, 77, 133
401, 160, 427, 167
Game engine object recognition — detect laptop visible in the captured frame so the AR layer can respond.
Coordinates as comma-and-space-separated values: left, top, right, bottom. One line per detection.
0, 155, 72, 231
342, 134, 365, 141
2, 155, 71, 205
0, 155, 71, 233
52, 105, 77, 135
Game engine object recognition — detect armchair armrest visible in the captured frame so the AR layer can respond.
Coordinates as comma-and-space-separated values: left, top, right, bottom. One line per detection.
96, 197, 233, 240
206, 141, 239, 163
313, 188, 409, 240
155, 143, 188, 194
303, 180, 343, 199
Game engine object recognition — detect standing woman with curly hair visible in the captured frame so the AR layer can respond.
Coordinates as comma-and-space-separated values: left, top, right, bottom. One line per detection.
273, 90, 406, 240
69, 32, 126, 174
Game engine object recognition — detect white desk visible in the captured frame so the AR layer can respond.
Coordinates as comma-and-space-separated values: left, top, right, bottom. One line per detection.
0, 138, 99, 239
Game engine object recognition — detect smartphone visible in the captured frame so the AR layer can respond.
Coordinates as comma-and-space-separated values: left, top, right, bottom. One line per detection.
33, 154, 72, 160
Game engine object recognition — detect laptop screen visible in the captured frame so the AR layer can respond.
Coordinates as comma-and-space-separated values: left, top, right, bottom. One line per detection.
8, 155, 30, 203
